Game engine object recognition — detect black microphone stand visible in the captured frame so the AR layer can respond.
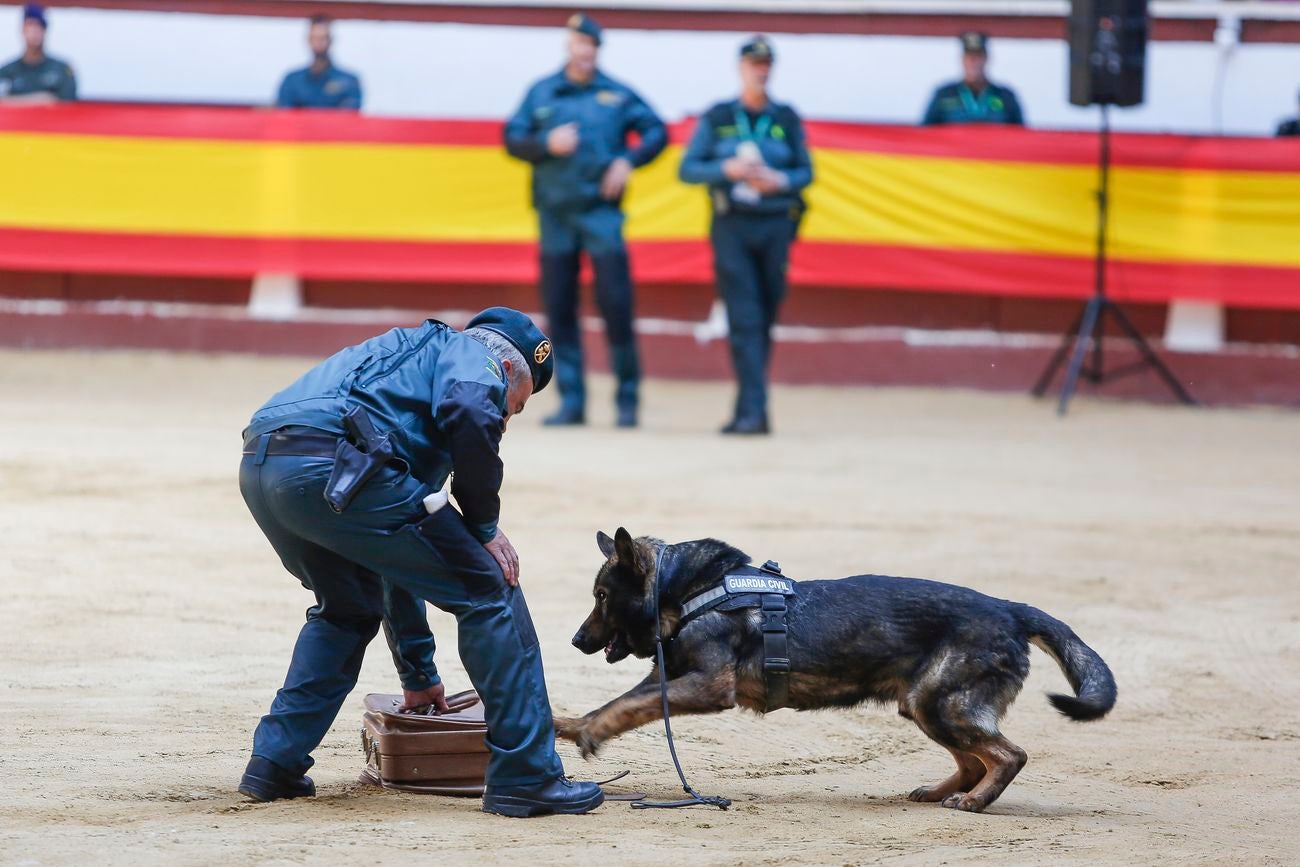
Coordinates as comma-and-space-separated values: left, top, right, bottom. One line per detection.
1032, 103, 1196, 415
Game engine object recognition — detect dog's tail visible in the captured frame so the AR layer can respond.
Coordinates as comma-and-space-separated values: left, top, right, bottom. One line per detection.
1014, 604, 1117, 722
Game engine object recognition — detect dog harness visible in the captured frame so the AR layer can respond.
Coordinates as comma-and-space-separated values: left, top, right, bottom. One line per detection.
675, 560, 796, 712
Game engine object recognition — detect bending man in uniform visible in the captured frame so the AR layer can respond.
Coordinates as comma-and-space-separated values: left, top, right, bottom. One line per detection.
236, 307, 603, 818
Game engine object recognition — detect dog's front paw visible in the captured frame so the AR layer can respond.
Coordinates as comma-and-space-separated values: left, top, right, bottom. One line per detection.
940, 793, 984, 812
574, 728, 604, 760
552, 715, 585, 742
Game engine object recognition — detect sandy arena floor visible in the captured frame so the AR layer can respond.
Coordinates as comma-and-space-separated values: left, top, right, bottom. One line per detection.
1, 348, 1298, 865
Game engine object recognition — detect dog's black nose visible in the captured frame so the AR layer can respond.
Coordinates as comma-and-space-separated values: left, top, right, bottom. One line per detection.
571, 630, 584, 648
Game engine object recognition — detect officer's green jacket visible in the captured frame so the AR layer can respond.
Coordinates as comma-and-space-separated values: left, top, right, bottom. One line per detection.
0, 54, 76, 100
244, 321, 516, 690
504, 68, 666, 212
922, 80, 1024, 126
679, 98, 813, 217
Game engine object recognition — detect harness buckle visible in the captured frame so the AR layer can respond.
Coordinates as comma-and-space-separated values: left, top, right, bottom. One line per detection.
760, 594, 787, 632
763, 657, 791, 674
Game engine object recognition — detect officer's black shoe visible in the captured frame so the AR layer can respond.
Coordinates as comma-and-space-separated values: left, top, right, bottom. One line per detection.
238, 756, 316, 803
615, 405, 638, 428
481, 775, 605, 818
542, 406, 586, 427
721, 416, 770, 436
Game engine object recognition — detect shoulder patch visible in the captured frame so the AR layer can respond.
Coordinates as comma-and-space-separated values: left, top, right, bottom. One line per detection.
596, 89, 625, 106
485, 356, 503, 382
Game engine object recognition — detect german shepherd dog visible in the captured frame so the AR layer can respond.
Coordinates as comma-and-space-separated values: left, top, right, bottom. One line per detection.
557, 528, 1117, 813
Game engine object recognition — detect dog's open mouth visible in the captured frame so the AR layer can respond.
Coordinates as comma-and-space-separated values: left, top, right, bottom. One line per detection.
604, 632, 631, 664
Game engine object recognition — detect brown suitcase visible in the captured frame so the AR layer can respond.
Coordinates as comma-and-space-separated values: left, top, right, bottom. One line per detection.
359, 690, 490, 796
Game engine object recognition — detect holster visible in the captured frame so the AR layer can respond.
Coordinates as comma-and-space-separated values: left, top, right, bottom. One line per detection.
323, 406, 396, 514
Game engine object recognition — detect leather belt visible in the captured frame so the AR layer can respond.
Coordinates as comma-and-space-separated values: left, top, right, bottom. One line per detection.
242, 431, 340, 460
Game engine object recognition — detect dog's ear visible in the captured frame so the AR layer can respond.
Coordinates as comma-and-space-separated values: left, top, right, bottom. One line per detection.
596, 530, 616, 559
613, 527, 645, 576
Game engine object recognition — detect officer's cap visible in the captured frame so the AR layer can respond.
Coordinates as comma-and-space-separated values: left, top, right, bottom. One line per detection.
467, 307, 554, 394
740, 35, 774, 63
23, 3, 47, 28
960, 31, 989, 55
567, 12, 602, 46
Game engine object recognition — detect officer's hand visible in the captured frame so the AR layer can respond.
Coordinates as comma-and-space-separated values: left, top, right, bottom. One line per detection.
547, 123, 580, 157
722, 157, 757, 182
600, 157, 633, 200
484, 529, 521, 586
401, 682, 451, 714
750, 168, 789, 194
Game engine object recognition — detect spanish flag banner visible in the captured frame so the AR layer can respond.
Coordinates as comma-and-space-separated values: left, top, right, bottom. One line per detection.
1, 104, 1297, 308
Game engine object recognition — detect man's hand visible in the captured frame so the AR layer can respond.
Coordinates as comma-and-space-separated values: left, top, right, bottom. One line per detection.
484, 528, 521, 586
722, 156, 758, 182
400, 682, 450, 714
599, 157, 633, 200
546, 122, 580, 157
749, 167, 789, 195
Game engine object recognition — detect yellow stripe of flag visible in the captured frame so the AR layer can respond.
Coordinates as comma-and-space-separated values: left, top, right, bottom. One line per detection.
1, 132, 1297, 268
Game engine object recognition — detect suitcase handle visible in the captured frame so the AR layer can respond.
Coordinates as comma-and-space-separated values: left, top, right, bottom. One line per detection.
361, 727, 382, 771
392, 689, 480, 717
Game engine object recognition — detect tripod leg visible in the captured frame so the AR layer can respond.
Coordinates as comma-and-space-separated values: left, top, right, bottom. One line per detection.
1108, 304, 1197, 405
1031, 307, 1087, 397
1057, 297, 1104, 416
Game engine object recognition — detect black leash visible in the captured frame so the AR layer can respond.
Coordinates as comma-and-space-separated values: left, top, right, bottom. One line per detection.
631, 543, 731, 811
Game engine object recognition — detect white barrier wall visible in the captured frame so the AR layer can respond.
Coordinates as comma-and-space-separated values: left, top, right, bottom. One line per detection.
2, 6, 1297, 134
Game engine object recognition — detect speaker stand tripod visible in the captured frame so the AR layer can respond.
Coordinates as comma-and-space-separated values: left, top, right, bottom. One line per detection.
1032, 104, 1196, 415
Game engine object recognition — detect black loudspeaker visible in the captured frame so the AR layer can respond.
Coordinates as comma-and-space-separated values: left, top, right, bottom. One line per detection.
1068, 0, 1149, 107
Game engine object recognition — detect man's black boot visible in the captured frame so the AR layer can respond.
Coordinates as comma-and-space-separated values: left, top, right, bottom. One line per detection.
721, 415, 769, 435
543, 405, 586, 426
238, 756, 316, 802
481, 775, 605, 818
609, 343, 640, 429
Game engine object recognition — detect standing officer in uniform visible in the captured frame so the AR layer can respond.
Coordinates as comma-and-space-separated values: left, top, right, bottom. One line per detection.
275, 15, 362, 110
236, 308, 604, 818
922, 32, 1024, 126
679, 36, 813, 435
504, 13, 667, 428
0, 4, 76, 103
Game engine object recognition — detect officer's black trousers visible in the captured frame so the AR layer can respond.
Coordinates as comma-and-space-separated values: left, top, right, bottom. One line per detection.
711, 212, 796, 421
538, 205, 640, 414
